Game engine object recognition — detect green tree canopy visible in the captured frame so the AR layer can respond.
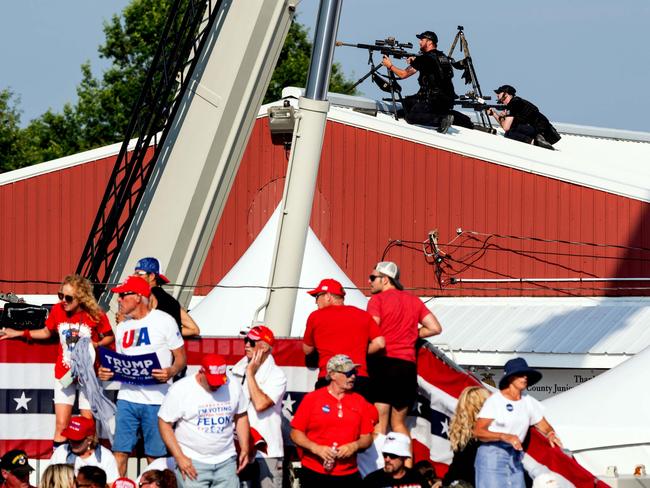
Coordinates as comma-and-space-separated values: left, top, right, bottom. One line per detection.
0, 0, 356, 173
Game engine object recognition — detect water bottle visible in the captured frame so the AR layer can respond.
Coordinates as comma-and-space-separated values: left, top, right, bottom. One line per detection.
323, 442, 338, 472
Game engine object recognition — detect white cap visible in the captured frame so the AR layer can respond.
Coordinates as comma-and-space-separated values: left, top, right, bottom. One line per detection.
375, 261, 404, 290
382, 432, 411, 458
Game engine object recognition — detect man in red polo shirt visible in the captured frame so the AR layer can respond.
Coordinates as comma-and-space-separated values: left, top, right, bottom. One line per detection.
303, 278, 385, 401
367, 261, 442, 437
290, 355, 377, 487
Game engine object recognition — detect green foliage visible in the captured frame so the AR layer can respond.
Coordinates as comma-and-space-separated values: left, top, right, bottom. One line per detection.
0, 0, 356, 173
0, 89, 27, 172
265, 20, 357, 104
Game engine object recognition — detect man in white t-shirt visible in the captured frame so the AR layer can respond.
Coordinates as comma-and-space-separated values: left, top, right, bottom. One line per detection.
98, 276, 186, 476
50, 416, 119, 483
231, 326, 287, 488
158, 353, 250, 488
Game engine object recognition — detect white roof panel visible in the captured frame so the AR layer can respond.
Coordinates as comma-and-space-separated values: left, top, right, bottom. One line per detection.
428, 297, 650, 368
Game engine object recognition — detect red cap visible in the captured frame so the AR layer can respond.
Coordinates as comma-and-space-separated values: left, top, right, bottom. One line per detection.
61, 416, 96, 441
111, 276, 151, 298
307, 278, 345, 297
200, 354, 228, 387
112, 479, 136, 488
245, 325, 275, 346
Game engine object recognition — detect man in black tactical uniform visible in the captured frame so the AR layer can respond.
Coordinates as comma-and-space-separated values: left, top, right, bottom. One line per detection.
488, 84, 561, 150
382, 30, 473, 133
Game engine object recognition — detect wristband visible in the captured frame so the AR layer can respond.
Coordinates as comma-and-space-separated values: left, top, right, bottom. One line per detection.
22, 329, 32, 340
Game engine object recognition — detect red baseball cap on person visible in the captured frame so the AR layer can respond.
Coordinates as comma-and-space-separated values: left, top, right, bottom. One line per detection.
244, 325, 276, 346
111, 276, 151, 298
61, 416, 96, 441
307, 278, 346, 297
201, 354, 228, 387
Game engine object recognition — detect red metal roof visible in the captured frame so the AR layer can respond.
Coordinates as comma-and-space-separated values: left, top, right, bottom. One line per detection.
1, 117, 649, 297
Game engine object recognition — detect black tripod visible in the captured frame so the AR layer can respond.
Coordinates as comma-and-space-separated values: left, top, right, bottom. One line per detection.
448, 26, 494, 129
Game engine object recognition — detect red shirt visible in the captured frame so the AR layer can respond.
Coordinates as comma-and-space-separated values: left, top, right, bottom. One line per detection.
303, 305, 381, 378
367, 289, 431, 363
291, 387, 377, 475
45, 303, 112, 380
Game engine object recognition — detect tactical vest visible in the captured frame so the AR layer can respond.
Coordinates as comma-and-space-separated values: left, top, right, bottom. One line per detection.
417, 50, 456, 102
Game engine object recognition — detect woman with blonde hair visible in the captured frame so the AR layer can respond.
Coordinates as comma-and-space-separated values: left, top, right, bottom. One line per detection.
443, 386, 490, 487
0, 274, 114, 446
39, 463, 74, 488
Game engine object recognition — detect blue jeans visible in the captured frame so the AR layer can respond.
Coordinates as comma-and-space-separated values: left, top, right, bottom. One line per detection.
475, 441, 525, 488
176, 456, 238, 488
113, 400, 167, 457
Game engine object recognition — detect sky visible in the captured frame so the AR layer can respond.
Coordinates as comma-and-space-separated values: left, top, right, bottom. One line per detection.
0, 0, 648, 132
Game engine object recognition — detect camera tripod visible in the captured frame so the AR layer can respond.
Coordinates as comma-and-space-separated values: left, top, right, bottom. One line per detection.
448, 26, 494, 129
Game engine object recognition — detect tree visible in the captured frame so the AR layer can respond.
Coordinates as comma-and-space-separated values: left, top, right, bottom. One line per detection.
0, 89, 28, 172
264, 19, 357, 103
1, 0, 356, 172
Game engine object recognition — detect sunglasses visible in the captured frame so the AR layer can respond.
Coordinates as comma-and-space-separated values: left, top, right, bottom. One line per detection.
138, 481, 156, 487
118, 292, 136, 299
134, 270, 150, 277
383, 452, 400, 460
337, 368, 357, 378
58, 292, 76, 303
369, 274, 382, 282
244, 337, 257, 346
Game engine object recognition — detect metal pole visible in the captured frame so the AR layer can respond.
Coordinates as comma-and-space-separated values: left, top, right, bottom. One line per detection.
263, 0, 342, 336
305, 0, 343, 100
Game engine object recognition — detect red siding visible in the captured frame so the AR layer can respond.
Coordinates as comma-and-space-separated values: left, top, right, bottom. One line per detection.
1, 119, 649, 298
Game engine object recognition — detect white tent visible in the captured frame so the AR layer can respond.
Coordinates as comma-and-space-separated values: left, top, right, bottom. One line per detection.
190, 207, 369, 336
543, 345, 650, 476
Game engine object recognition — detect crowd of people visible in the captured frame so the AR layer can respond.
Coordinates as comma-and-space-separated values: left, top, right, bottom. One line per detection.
0, 258, 563, 488
382, 29, 560, 149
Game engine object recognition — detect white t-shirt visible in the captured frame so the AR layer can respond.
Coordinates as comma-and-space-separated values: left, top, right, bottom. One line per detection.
50, 445, 119, 483
231, 354, 287, 458
115, 309, 184, 405
478, 391, 544, 442
158, 373, 248, 464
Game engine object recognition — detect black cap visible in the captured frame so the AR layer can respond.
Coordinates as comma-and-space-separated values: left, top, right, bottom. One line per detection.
494, 84, 516, 96
0, 450, 34, 475
416, 31, 438, 44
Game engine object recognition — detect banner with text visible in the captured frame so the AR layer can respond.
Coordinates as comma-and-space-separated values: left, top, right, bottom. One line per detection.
99, 347, 161, 385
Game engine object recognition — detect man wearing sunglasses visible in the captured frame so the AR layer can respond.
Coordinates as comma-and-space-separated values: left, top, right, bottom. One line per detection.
231, 326, 287, 488
98, 276, 186, 477
303, 279, 385, 401
290, 355, 377, 487
362, 432, 428, 487
367, 261, 442, 440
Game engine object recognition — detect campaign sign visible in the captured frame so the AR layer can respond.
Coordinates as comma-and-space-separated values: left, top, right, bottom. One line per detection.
99, 347, 161, 385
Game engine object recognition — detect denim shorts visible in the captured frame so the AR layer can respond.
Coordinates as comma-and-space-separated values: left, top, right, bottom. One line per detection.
113, 399, 167, 457
474, 441, 525, 488
175, 456, 238, 488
